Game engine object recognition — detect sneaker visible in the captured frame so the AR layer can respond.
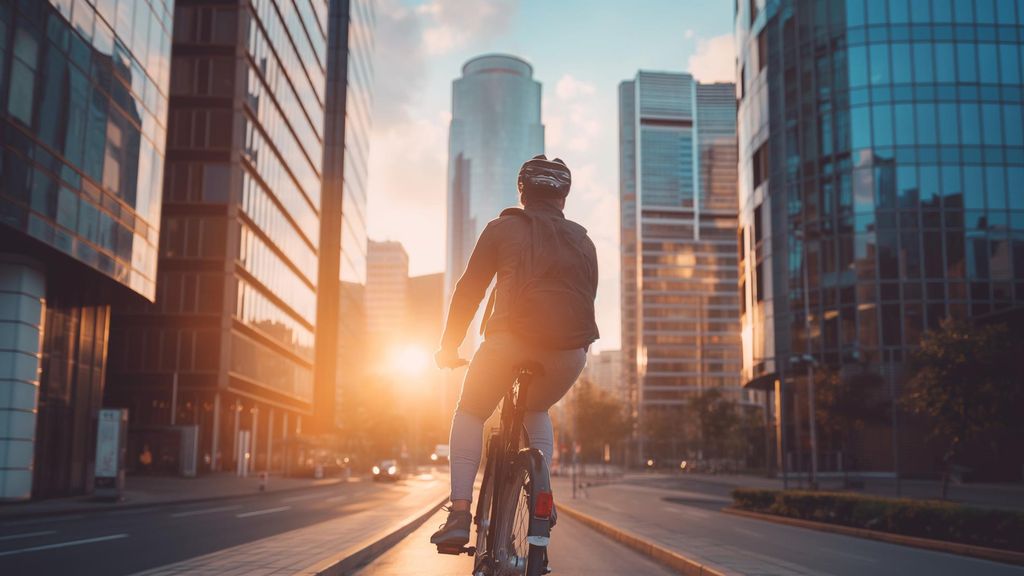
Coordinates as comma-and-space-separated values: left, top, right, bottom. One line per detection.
430, 506, 472, 546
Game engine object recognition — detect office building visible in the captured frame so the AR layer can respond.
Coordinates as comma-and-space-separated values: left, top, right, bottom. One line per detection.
446, 54, 544, 354
365, 239, 409, 343
0, 0, 173, 499
106, 0, 373, 475
582, 349, 625, 401
736, 0, 1024, 476
619, 71, 742, 461
316, 0, 375, 432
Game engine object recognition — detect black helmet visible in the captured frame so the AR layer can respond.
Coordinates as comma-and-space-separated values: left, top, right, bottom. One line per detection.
518, 154, 571, 198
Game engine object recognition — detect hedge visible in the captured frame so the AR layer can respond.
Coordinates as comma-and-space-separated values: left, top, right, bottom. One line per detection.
732, 488, 1024, 552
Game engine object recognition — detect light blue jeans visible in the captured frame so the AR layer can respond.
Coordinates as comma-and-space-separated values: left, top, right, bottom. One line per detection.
449, 334, 587, 502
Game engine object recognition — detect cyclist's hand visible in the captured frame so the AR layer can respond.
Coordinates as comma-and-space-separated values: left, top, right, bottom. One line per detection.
435, 348, 468, 369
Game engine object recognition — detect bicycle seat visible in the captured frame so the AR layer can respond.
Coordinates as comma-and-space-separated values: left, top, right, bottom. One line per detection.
514, 361, 545, 377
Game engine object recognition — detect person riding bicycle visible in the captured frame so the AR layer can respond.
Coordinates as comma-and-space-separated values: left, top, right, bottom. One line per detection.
431, 154, 600, 547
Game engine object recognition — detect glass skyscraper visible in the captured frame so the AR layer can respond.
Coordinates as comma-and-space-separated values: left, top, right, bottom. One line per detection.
0, 0, 173, 500
446, 54, 544, 352
737, 0, 1024, 476
619, 72, 742, 462
105, 0, 372, 475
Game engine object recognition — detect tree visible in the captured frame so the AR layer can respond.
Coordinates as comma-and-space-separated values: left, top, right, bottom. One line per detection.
687, 388, 743, 462
571, 379, 631, 464
905, 319, 1014, 498
815, 366, 887, 475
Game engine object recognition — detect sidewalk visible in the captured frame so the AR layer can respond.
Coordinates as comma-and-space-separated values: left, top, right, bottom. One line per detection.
0, 472, 351, 520
624, 471, 1024, 510
551, 477, 1024, 576
132, 473, 448, 576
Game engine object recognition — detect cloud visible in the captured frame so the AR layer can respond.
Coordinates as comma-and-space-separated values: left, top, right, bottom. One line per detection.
372, 0, 429, 127
417, 0, 519, 55
545, 74, 601, 154
684, 29, 695, 39
687, 34, 736, 83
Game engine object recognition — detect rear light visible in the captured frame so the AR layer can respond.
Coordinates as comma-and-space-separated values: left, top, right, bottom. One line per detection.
533, 491, 553, 519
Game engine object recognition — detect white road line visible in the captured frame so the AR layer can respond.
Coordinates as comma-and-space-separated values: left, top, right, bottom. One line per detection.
106, 507, 157, 516
3, 515, 85, 528
325, 494, 349, 503
236, 506, 291, 518
0, 534, 128, 557
0, 530, 57, 542
170, 505, 242, 518
281, 493, 322, 503
731, 527, 764, 539
665, 506, 711, 519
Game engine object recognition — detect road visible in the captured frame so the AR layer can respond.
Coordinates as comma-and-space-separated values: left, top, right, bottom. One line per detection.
563, 474, 1024, 576
357, 508, 676, 575
0, 476, 409, 576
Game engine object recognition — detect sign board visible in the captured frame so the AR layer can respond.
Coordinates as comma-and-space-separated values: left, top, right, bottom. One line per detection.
94, 408, 128, 500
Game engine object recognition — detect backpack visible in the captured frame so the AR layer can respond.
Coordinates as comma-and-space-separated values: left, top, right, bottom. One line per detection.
486, 207, 600, 350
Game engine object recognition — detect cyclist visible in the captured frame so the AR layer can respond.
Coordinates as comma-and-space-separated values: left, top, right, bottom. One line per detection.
431, 155, 600, 547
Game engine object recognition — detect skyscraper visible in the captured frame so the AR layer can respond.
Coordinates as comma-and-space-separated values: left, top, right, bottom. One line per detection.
0, 0, 174, 500
736, 0, 1024, 476
365, 239, 409, 349
446, 54, 544, 352
106, 0, 372, 474
619, 72, 741, 462
315, 0, 375, 432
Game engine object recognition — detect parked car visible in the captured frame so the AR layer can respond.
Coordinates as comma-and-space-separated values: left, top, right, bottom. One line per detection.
372, 459, 400, 482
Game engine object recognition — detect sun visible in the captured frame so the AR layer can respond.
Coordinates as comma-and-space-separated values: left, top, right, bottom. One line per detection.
389, 345, 431, 376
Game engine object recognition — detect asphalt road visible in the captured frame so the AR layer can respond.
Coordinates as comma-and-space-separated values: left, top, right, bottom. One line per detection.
565, 475, 1024, 576
0, 477, 409, 576
357, 508, 676, 575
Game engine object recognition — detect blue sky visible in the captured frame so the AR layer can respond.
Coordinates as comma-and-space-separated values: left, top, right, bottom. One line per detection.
366, 0, 736, 350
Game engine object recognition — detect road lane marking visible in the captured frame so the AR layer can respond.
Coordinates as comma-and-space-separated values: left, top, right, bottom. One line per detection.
0, 530, 56, 542
0, 534, 128, 556
236, 506, 291, 518
282, 493, 323, 503
665, 506, 711, 519
325, 494, 349, 503
105, 507, 158, 516
170, 505, 242, 518
731, 527, 764, 539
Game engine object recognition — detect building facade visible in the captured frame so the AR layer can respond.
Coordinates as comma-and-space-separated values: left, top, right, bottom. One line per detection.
315, 0, 374, 432
0, 0, 173, 499
736, 0, 1024, 476
446, 54, 544, 354
106, 0, 338, 475
619, 72, 742, 462
581, 349, 625, 401
365, 239, 408, 352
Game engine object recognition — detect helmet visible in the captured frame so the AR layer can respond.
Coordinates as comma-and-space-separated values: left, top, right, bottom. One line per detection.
518, 155, 571, 198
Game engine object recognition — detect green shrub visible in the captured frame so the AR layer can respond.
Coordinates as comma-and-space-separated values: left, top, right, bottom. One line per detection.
730, 488, 1024, 552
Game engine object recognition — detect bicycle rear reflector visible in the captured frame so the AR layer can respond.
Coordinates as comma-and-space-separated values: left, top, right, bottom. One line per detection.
533, 491, 553, 518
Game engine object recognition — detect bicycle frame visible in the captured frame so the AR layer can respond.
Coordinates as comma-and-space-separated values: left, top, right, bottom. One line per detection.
470, 364, 552, 576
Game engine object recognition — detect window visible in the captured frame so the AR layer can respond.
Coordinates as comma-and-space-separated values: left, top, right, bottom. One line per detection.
757, 31, 767, 71
956, 44, 977, 83
913, 44, 934, 83
890, 43, 910, 83
934, 44, 955, 83
848, 45, 868, 87
752, 143, 769, 189
915, 103, 936, 145
869, 43, 890, 85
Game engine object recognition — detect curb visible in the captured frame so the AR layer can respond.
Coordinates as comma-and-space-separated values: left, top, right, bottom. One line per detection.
295, 496, 448, 575
557, 501, 729, 576
0, 478, 350, 521
722, 507, 1024, 567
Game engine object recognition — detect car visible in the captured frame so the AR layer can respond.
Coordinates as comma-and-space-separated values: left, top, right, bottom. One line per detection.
372, 459, 400, 482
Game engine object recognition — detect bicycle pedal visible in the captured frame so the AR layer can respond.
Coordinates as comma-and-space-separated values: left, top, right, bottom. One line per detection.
436, 544, 476, 556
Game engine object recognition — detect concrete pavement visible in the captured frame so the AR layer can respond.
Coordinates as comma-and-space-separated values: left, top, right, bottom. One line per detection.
555, 476, 1024, 576
357, 507, 677, 575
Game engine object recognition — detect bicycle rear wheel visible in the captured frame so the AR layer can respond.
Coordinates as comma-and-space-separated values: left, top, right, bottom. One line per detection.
473, 434, 500, 575
491, 460, 547, 576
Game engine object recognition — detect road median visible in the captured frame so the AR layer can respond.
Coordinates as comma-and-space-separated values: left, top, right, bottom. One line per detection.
557, 500, 730, 576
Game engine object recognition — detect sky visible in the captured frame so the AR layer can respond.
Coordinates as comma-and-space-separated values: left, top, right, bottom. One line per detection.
365, 0, 736, 351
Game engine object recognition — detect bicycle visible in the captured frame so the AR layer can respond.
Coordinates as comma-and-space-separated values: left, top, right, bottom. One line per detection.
436, 361, 553, 576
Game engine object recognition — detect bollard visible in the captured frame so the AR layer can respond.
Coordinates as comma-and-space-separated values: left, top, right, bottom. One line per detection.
259, 471, 268, 492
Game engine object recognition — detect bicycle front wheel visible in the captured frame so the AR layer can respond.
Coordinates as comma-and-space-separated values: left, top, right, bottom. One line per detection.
491, 459, 547, 576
